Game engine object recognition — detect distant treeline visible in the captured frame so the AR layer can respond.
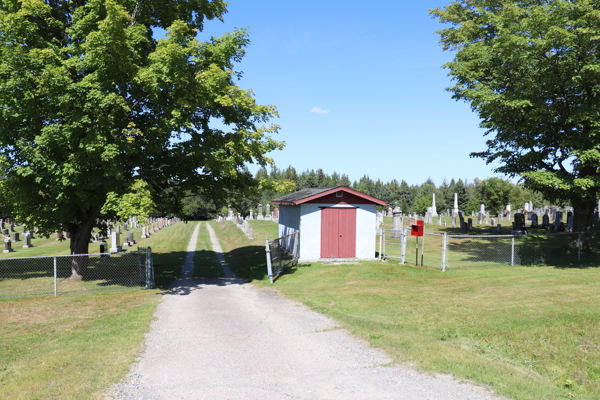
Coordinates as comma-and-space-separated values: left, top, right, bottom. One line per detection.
253, 166, 560, 216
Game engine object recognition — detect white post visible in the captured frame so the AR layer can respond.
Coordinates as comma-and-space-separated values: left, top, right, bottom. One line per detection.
440, 233, 447, 272
511, 236, 515, 267
292, 232, 299, 259
378, 228, 383, 260
53, 257, 57, 296
265, 238, 273, 283
400, 228, 407, 264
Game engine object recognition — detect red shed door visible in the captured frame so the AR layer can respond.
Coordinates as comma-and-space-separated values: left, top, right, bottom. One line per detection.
321, 208, 356, 258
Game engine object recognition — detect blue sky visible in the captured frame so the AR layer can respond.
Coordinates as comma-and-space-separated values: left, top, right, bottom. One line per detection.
193, 1, 507, 186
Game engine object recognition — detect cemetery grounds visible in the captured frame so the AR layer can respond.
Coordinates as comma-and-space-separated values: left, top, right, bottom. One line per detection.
212, 217, 600, 400
2, 218, 599, 399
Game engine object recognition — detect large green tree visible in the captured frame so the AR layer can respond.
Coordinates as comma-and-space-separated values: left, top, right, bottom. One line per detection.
0, 0, 283, 275
431, 0, 600, 240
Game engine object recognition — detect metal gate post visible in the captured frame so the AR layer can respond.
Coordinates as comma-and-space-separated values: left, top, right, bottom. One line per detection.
440, 233, 447, 272
265, 238, 274, 283
379, 228, 383, 260
53, 257, 57, 296
292, 232, 300, 260
511, 236, 515, 267
400, 228, 407, 264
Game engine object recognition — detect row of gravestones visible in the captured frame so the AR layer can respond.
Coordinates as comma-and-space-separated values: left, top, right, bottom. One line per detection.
224, 206, 280, 223
227, 215, 254, 239
2, 218, 181, 254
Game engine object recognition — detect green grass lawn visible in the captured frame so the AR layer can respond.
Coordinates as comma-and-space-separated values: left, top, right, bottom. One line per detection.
211, 218, 600, 400
0, 221, 198, 400
210, 220, 279, 281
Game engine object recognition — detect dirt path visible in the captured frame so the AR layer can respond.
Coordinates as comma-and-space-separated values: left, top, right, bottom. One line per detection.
206, 222, 233, 278
106, 224, 507, 400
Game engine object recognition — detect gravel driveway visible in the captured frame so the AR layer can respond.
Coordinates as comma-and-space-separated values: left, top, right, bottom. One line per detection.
106, 222, 507, 400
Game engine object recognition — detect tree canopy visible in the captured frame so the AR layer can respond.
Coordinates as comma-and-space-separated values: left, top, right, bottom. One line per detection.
0, 0, 283, 268
430, 0, 599, 232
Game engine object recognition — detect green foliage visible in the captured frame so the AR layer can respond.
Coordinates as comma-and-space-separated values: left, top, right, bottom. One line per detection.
0, 0, 282, 252
412, 196, 432, 215
101, 180, 154, 221
431, 0, 600, 230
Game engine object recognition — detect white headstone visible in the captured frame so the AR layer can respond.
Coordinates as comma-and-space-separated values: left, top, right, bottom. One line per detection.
431, 193, 438, 217
110, 231, 121, 253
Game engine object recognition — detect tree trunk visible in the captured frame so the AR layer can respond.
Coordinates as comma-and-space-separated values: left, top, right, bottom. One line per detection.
69, 207, 100, 278
573, 196, 597, 251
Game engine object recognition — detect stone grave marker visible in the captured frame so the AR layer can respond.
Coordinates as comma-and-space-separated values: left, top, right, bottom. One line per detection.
467, 218, 472, 230
10, 232, 19, 242
4, 237, 13, 253
110, 231, 121, 253
23, 232, 32, 248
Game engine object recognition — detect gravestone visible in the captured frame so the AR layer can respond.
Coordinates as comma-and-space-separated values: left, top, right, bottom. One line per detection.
431, 193, 438, 216
393, 206, 401, 213
567, 215, 574, 230
491, 218, 496, 226
531, 213, 538, 227
110, 232, 121, 253
10, 223, 15, 232
249, 210, 253, 220
452, 215, 456, 228
480, 204, 485, 215
258, 204, 264, 220
555, 211, 562, 225
387, 207, 393, 217
452, 193, 459, 216
437, 215, 442, 225
4, 237, 13, 253
542, 214, 549, 227
391, 212, 404, 238
0, 220, 4, 230
23, 232, 32, 248
10, 232, 19, 242
460, 222, 468, 235
2, 229, 8, 236
467, 218, 472, 230
496, 224, 501, 233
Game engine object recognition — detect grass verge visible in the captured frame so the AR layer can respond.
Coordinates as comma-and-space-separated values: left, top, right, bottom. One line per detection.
193, 222, 223, 277
210, 220, 278, 281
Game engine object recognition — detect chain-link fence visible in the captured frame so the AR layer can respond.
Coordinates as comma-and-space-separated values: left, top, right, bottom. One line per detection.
380, 230, 599, 270
0, 248, 153, 299
265, 231, 300, 283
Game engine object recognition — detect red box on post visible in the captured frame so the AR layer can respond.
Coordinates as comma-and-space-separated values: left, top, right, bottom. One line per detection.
411, 220, 424, 237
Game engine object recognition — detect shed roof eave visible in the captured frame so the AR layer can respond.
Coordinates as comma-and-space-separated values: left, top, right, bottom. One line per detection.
272, 186, 388, 206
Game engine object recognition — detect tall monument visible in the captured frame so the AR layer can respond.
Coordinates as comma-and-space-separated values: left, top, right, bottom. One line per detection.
431, 193, 438, 217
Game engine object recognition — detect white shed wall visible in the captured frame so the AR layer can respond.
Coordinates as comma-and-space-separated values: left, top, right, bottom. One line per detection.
298, 203, 377, 261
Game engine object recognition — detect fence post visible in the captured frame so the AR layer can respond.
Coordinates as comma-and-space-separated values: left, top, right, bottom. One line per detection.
400, 228, 407, 264
379, 228, 383, 260
53, 257, 57, 296
440, 233, 447, 272
265, 238, 273, 284
511, 236, 515, 267
577, 233, 581, 262
292, 232, 300, 260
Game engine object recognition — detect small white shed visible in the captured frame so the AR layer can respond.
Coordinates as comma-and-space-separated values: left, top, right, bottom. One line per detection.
272, 186, 388, 261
